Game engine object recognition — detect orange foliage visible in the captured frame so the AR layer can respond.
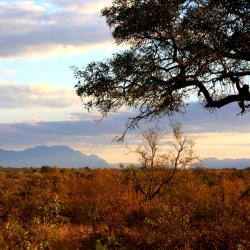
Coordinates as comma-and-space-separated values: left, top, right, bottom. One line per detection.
0, 166, 249, 249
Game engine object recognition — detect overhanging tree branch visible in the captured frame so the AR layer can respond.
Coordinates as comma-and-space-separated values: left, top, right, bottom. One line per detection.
74, 0, 250, 134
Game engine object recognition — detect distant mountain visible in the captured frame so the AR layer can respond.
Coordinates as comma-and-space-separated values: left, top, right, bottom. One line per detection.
0, 145, 109, 168
111, 158, 250, 169
200, 157, 250, 169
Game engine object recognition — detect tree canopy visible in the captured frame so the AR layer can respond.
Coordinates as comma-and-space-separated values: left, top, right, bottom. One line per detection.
74, 0, 250, 132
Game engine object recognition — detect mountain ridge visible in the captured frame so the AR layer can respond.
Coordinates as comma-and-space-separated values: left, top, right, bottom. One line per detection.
200, 157, 250, 169
111, 157, 250, 169
0, 145, 109, 168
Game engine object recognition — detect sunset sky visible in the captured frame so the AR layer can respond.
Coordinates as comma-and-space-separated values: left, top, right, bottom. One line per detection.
1, 0, 250, 163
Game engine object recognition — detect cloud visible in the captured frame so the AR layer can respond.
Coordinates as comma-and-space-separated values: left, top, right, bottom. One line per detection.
170, 102, 250, 133
0, 117, 134, 163
70, 102, 250, 134
1, 101, 250, 162
0, 0, 113, 59
0, 82, 78, 108
0, 111, 142, 153
70, 102, 250, 137
191, 132, 250, 159
2, 68, 16, 76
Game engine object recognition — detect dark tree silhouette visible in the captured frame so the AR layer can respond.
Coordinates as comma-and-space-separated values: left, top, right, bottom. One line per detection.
74, 0, 250, 133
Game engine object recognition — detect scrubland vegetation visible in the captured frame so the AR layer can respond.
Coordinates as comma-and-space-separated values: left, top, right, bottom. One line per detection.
0, 166, 249, 250
0, 127, 249, 249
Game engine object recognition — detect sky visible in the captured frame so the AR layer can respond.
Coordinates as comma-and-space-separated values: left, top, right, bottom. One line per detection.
0, 0, 250, 164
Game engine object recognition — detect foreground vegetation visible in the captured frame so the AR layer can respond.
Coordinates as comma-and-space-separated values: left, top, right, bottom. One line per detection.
0, 166, 249, 250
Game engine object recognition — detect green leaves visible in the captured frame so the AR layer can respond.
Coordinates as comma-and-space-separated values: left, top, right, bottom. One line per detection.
74, 0, 250, 133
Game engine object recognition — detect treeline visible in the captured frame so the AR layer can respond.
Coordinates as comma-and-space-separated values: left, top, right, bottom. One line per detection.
0, 166, 249, 249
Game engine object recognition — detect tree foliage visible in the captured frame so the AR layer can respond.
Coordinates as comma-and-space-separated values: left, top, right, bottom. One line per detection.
74, 0, 250, 131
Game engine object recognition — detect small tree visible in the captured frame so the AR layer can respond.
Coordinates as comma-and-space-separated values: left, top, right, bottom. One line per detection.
129, 125, 197, 201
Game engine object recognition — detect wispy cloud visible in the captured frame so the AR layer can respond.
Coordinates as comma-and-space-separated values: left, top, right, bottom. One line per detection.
2, 68, 16, 76
0, 82, 78, 108
0, 0, 112, 59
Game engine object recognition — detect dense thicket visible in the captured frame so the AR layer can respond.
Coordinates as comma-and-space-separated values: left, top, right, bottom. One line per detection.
0, 167, 249, 249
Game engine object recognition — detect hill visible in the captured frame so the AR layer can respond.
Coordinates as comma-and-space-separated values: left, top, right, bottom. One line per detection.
0, 145, 109, 168
201, 157, 250, 169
